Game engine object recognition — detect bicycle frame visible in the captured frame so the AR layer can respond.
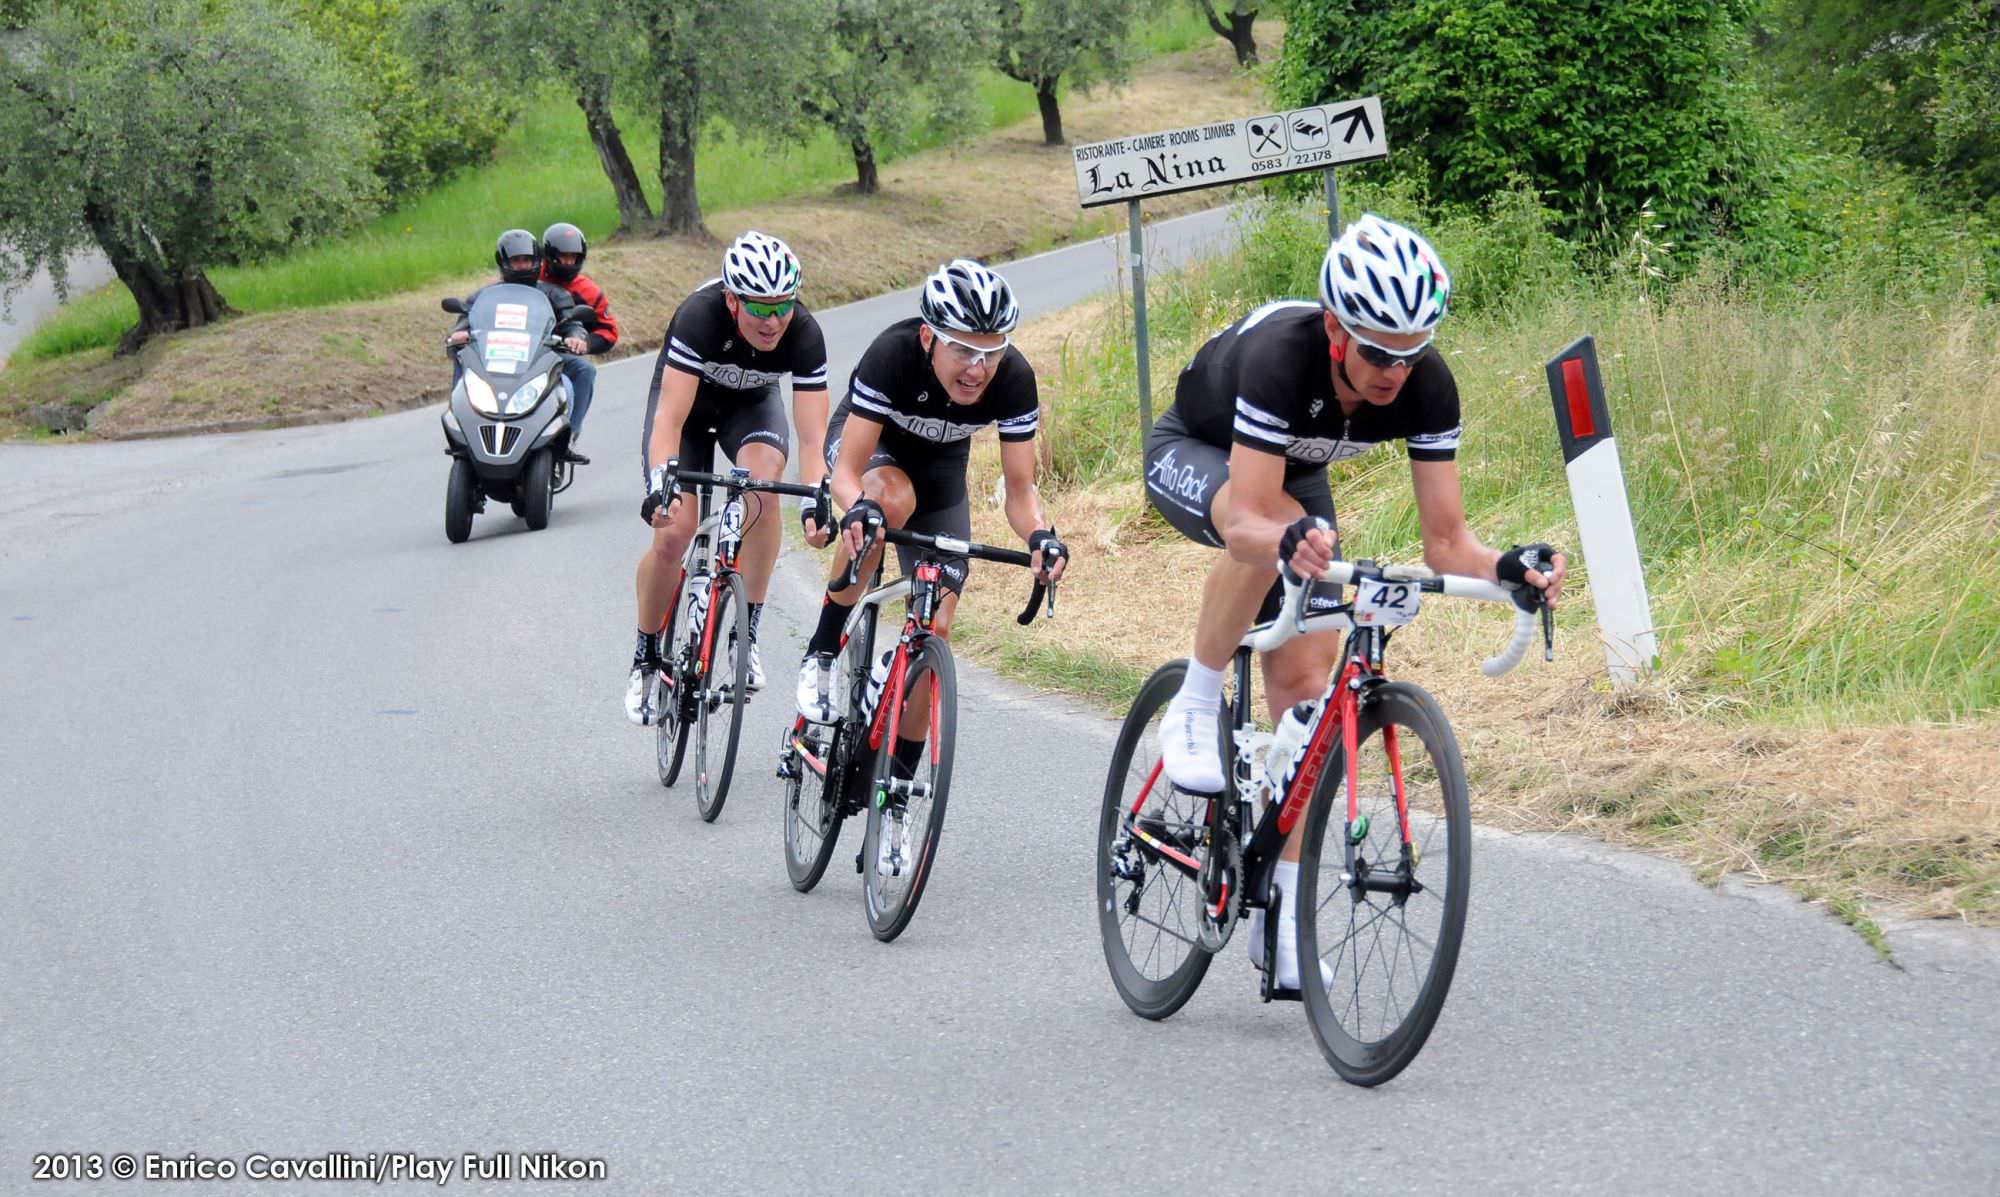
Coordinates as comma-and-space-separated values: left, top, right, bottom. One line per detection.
1125, 559, 1542, 912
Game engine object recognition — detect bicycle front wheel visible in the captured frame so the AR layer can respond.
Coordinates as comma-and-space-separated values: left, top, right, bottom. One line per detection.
861, 636, 955, 942
693, 572, 750, 823
783, 719, 849, 892
1297, 681, 1470, 1087
655, 579, 689, 789
1096, 660, 1216, 1020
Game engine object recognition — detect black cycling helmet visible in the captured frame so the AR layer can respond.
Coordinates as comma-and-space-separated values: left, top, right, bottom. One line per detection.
494, 228, 541, 284
541, 222, 587, 284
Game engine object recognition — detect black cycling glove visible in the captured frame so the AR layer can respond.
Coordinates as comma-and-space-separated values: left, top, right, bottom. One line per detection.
1028, 528, 1068, 577
1278, 515, 1333, 581
842, 497, 885, 540
1497, 543, 1558, 610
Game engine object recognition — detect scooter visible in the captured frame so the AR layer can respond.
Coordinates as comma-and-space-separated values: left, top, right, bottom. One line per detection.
438, 286, 578, 543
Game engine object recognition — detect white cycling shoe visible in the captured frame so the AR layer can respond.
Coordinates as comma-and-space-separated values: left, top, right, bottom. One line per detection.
796, 652, 835, 724
876, 808, 908, 877
625, 665, 654, 726
745, 644, 766, 692
1156, 697, 1226, 793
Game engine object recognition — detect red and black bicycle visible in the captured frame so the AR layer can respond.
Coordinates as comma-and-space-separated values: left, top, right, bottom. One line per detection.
778, 525, 1054, 941
1098, 558, 1552, 1085
642, 462, 830, 823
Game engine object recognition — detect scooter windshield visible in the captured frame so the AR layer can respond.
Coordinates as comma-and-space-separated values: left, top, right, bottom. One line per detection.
467, 284, 557, 379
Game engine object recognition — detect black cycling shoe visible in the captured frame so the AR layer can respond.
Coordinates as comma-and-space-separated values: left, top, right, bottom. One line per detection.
562, 447, 591, 465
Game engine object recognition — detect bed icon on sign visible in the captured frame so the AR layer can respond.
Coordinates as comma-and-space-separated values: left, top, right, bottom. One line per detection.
1289, 109, 1331, 151
1247, 116, 1287, 158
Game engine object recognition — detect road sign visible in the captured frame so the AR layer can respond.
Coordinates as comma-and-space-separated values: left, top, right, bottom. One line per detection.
1072, 98, 1386, 209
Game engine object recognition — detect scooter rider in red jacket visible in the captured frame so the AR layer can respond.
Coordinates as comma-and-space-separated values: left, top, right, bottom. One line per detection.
540, 221, 620, 464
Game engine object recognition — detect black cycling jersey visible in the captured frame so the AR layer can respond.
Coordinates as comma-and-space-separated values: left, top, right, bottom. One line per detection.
837, 317, 1039, 473
649, 279, 829, 405
1171, 301, 1460, 476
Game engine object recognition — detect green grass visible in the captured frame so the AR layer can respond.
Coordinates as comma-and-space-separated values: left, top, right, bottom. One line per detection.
1045, 190, 2000, 726
16, 7, 1221, 364
951, 621, 1152, 714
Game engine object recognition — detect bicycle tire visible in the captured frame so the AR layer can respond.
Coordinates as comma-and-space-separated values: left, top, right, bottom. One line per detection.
861, 636, 955, 942
783, 719, 849, 892
693, 572, 749, 823
1297, 681, 1470, 1087
655, 575, 689, 788
1096, 660, 1216, 1020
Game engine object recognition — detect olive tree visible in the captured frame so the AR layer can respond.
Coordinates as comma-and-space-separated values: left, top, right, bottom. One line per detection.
995, 0, 1143, 146
0, 0, 375, 352
795, 0, 998, 193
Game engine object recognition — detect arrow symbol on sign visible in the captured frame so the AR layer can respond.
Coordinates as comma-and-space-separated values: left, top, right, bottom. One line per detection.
1329, 105, 1375, 145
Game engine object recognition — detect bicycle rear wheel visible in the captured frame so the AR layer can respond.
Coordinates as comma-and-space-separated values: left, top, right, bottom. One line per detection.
783, 718, 849, 892
693, 572, 749, 823
861, 637, 955, 942
1097, 660, 1216, 1020
1297, 681, 1470, 1087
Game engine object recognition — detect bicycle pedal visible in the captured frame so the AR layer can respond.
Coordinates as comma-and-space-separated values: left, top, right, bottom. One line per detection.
1265, 985, 1303, 1004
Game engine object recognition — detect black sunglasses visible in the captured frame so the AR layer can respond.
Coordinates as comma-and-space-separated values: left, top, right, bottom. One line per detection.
1342, 324, 1430, 371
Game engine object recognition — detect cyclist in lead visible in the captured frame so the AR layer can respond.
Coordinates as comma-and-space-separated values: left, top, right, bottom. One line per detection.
794, 259, 1068, 738
627, 231, 832, 724
1142, 213, 1565, 987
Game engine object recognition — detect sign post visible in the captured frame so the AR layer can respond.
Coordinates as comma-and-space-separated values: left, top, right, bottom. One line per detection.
1545, 335, 1658, 685
1073, 98, 1388, 440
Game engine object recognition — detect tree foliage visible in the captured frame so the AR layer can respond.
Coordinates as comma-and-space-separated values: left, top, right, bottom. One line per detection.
792, 0, 996, 192
995, 0, 1142, 145
0, 0, 376, 349
1273, 0, 1760, 246
289, 0, 512, 201
1762, 0, 1999, 201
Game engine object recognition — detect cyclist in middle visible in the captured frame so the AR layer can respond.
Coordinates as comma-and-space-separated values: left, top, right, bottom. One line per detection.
794, 258, 1068, 735
627, 231, 831, 725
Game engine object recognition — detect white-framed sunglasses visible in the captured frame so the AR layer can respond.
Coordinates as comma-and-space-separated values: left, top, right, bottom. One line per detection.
927, 324, 1010, 368
1340, 322, 1432, 370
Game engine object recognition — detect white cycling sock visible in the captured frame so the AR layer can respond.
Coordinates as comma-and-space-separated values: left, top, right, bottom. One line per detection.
1175, 658, 1225, 708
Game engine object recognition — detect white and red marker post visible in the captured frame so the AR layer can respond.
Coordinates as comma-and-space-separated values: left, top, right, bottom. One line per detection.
1545, 335, 1658, 685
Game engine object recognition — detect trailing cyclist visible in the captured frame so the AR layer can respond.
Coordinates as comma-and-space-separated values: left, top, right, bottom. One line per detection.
794, 258, 1068, 753
539, 221, 620, 461
627, 231, 832, 724
1140, 213, 1565, 988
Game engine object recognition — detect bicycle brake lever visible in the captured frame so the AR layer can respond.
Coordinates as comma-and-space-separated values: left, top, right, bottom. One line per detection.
1541, 604, 1556, 662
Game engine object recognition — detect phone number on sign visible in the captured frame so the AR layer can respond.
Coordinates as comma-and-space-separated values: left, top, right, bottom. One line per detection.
31, 1152, 608, 1183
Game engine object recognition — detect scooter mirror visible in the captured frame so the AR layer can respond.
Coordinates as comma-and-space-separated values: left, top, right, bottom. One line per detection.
440, 297, 466, 314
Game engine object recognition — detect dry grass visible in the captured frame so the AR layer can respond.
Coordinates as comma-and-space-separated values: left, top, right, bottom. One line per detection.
947, 300, 2000, 930
0, 43, 1259, 440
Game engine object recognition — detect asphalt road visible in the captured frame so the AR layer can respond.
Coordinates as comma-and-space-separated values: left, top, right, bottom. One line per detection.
5, 208, 1997, 1195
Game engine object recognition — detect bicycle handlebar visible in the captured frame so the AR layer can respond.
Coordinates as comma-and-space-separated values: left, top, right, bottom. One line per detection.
840, 524, 1055, 624
640, 458, 831, 527
1249, 559, 1549, 676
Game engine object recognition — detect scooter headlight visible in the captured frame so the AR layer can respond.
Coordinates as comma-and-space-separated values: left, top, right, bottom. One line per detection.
501, 374, 547, 417
463, 371, 501, 416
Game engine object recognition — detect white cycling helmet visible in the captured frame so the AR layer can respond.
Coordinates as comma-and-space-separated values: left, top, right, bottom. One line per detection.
919, 258, 1020, 334
721, 231, 802, 298
1319, 213, 1451, 336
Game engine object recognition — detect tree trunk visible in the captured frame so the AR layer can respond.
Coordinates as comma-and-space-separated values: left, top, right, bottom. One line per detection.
1227, 13, 1259, 66
656, 102, 705, 237
649, 16, 705, 239
849, 134, 880, 194
83, 201, 229, 355
575, 74, 653, 232
1198, 1, 1260, 66
1035, 79, 1064, 146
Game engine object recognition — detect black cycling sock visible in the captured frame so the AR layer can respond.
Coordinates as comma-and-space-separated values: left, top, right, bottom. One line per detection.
746, 602, 764, 644
806, 593, 847, 657
891, 736, 927, 778
634, 629, 659, 665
